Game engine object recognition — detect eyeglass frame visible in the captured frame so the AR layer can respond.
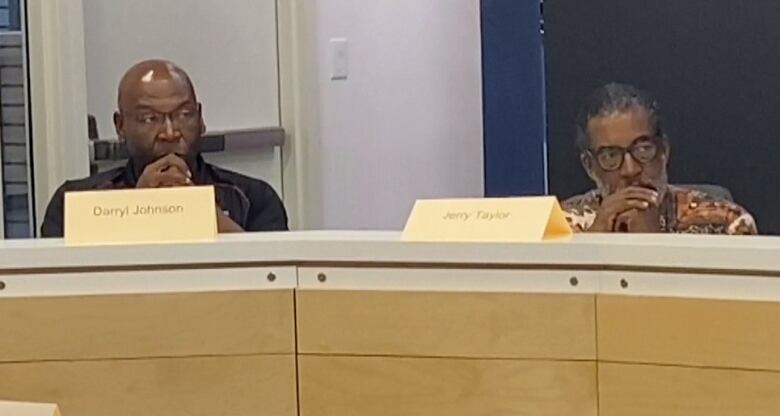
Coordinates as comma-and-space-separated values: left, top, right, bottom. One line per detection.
585, 134, 665, 172
124, 102, 203, 131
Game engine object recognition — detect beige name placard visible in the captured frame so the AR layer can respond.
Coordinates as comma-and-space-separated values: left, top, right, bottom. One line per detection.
0, 401, 61, 416
402, 196, 572, 242
64, 186, 217, 246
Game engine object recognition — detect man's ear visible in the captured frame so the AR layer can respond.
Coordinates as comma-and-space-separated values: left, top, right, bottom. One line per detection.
580, 152, 597, 181
661, 139, 671, 163
198, 103, 206, 135
113, 111, 125, 142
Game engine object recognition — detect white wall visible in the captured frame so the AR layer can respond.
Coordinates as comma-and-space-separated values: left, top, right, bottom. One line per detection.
82, 0, 280, 138
303, 0, 484, 230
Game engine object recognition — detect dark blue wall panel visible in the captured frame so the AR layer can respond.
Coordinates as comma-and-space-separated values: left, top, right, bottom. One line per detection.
481, 0, 547, 196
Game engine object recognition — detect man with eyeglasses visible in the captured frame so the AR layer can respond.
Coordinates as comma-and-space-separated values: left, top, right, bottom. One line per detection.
562, 83, 756, 234
40, 59, 288, 236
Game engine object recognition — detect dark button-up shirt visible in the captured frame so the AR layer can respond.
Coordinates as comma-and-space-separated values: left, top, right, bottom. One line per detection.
41, 157, 288, 237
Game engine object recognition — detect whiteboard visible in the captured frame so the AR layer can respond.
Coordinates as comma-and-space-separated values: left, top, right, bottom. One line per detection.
82, 0, 280, 139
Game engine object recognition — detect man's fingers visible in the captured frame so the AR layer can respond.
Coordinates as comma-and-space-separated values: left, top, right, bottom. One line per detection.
164, 157, 192, 179
145, 154, 176, 170
602, 198, 654, 217
156, 170, 192, 187
625, 199, 653, 210
617, 187, 660, 204
149, 154, 192, 178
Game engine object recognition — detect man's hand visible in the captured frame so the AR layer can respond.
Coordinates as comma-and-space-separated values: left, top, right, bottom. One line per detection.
216, 207, 244, 233
136, 154, 193, 188
613, 206, 662, 233
588, 187, 659, 232
136, 155, 246, 233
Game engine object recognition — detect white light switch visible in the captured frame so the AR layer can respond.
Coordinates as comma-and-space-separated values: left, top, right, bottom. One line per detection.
330, 38, 349, 80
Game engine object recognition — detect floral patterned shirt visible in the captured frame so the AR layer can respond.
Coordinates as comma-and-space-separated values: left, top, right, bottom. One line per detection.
562, 186, 757, 234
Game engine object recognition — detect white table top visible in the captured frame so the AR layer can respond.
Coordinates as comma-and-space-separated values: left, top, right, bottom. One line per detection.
0, 231, 778, 274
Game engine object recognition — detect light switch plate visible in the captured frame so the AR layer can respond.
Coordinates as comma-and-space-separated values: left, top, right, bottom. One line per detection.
330, 38, 348, 80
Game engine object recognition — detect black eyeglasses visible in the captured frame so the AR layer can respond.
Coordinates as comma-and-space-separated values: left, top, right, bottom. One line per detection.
588, 135, 662, 172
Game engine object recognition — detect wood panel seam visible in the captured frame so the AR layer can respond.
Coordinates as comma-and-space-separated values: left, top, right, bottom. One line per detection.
296, 352, 596, 363
598, 359, 780, 375
0, 352, 295, 366
594, 295, 601, 416
293, 286, 303, 416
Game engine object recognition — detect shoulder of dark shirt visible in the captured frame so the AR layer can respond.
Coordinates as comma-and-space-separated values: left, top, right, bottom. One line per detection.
55, 167, 125, 193
209, 164, 278, 197
41, 167, 126, 238
208, 163, 288, 231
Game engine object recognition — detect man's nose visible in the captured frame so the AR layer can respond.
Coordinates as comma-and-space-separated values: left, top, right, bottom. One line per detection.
157, 115, 181, 141
620, 152, 642, 177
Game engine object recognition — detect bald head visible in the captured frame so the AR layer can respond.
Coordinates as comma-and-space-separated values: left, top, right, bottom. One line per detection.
117, 59, 196, 110
113, 59, 205, 170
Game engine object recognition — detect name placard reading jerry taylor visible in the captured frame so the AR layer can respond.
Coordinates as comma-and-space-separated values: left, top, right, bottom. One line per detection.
64, 186, 217, 246
402, 196, 572, 242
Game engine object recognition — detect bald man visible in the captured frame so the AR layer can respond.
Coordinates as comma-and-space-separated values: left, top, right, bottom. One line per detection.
41, 60, 288, 237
